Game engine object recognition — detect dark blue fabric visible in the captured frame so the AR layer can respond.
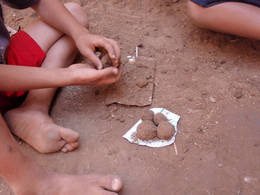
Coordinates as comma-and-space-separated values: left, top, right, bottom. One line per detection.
1, 0, 39, 9
0, 0, 39, 63
191, 0, 260, 7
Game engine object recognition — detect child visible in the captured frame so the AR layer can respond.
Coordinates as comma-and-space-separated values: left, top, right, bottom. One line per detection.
0, 0, 122, 194
188, 0, 260, 40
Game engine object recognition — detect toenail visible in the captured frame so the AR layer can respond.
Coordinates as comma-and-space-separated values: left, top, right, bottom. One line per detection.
112, 178, 120, 190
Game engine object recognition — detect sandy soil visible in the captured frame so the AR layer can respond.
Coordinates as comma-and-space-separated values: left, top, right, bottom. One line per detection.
1, 0, 260, 194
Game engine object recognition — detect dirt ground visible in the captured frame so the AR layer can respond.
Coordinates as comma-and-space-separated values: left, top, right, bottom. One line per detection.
1, 0, 260, 194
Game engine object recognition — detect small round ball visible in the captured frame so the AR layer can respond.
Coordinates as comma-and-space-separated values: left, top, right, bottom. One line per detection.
157, 121, 175, 140
141, 110, 154, 121
137, 120, 157, 141
153, 113, 167, 126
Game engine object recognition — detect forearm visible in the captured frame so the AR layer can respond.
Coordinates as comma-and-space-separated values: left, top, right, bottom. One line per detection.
0, 65, 73, 91
32, 0, 88, 40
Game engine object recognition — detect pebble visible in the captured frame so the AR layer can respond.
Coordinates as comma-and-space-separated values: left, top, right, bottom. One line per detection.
220, 60, 226, 64
160, 70, 168, 74
233, 88, 243, 99
209, 96, 216, 103
136, 81, 148, 88
217, 163, 223, 168
244, 177, 257, 183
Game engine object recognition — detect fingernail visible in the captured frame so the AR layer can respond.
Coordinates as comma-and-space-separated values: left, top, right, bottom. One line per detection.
112, 178, 120, 190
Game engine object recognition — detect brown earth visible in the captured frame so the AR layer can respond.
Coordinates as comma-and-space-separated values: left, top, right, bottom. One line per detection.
1, 0, 260, 194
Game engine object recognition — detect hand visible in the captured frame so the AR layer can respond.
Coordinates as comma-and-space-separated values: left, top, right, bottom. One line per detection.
69, 63, 121, 86
74, 32, 121, 70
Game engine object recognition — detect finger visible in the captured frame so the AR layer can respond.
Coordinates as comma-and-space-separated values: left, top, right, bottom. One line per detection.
93, 69, 121, 86
96, 39, 117, 67
90, 67, 118, 82
106, 38, 121, 67
94, 78, 116, 86
83, 49, 103, 70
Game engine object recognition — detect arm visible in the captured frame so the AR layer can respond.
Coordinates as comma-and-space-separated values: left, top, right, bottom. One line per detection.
0, 65, 71, 91
31, 0, 86, 41
32, 0, 121, 69
0, 64, 119, 92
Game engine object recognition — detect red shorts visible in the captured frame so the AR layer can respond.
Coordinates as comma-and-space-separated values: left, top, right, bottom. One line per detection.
0, 30, 46, 113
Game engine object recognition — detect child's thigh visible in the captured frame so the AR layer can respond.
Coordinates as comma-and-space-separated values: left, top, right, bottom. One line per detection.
23, 19, 63, 54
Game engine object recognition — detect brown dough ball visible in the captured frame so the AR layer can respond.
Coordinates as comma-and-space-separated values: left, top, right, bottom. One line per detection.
141, 110, 154, 121
101, 54, 113, 68
157, 121, 175, 140
137, 120, 157, 141
153, 113, 167, 126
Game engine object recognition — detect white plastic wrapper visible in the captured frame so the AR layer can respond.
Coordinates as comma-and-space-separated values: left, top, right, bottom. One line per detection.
123, 108, 180, 147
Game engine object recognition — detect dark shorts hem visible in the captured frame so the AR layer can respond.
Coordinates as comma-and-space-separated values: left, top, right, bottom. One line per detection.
190, 0, 260, 7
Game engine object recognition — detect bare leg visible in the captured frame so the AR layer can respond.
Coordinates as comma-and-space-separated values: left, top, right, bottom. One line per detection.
188, 1, 260, 40
0, 114, 123, 195
5, 3, 87, 153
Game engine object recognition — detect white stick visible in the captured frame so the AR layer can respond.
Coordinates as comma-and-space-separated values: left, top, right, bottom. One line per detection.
174, 143, 178, 155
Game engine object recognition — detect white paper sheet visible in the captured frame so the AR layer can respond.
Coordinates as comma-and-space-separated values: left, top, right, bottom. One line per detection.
123, 108, 180, 147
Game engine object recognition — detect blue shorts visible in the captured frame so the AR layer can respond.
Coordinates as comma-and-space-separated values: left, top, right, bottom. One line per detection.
191, 0, 260, 7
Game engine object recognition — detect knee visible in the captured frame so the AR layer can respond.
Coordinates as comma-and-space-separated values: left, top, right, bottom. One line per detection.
187, 0, 206, 27
64, 2, 89, 28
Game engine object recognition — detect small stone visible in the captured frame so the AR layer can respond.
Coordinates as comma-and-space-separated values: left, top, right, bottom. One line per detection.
233, 88, 243, 99
198, 126, 207, 133
160, 70, 168, 74
217, 163, 223, 168
209, 96, 216, 103
137, 43, 144, 48
146, 75, 152, 80
201, 90, 208, 96
244, 177, 257, 183
119, 118, 125, 123
136, 81, 148, 88
183, 147, 189, 153
220, 60, 226, 64
144, 32, 150, 36
187, 97, 193, 102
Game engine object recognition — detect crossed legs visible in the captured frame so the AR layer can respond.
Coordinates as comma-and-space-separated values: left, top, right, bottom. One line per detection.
5, 2, 87, 153
0, 2, 123, 195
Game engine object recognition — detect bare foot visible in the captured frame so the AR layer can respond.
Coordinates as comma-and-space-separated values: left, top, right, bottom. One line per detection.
4, 107, 79, 153
52, 174, 123, 195
15, 172, 123, 195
